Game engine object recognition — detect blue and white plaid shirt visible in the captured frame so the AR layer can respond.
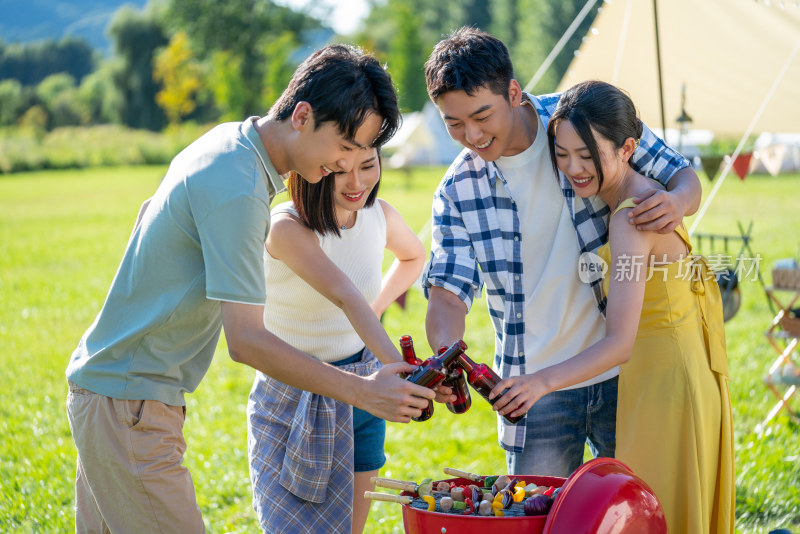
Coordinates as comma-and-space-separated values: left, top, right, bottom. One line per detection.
422, 92, 690, 452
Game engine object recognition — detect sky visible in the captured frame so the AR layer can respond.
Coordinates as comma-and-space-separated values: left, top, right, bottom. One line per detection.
273, 0, 371, 35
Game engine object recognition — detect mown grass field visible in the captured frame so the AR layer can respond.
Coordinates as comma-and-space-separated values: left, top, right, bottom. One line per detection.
1, 165, 798, 533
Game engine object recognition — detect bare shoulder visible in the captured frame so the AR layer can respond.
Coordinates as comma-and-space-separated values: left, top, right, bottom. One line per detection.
270, 210, 306, 231
376, 197, 397, 215
609, 204, 654, 249
267, 211, 315, 258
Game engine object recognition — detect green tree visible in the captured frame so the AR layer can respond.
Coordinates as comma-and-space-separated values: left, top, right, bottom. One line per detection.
108, 5, 168, 130
490, 0, 518, 46
77, 63, 124, 125
154, 31, 203, 125
0, 37, 96, 86
261, 32, 299, 110
207, 51, 247, 122
510, 0, 550, 89
18, 105, 48, 138
387, 2, 427, 112
512, 0, 597, 93
165, 0, 321, 118
0, 79, 25, 125
461, 0, 492, 30
35, 73, 85, 128
359, 0, 486, 111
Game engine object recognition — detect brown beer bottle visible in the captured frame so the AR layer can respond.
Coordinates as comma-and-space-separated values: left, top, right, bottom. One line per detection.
404, 339, 467, 387
453, 353, 523, 424
399, 335, 423, 366
437, 346, 472, 414
404, 340, 468, 422
398, 335, 434, 422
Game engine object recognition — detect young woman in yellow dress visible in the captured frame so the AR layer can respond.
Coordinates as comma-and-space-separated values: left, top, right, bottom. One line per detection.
489, 80, 734, 534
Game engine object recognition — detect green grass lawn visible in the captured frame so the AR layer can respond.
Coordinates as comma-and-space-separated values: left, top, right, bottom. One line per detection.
1, 165, 798, 532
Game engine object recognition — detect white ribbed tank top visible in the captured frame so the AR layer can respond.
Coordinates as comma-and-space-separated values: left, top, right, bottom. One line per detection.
262, 200, 387, 362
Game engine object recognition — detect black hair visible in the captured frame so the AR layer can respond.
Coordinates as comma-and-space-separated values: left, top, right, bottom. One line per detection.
424, 26, 514, 102
547, 80, 643, 190
270, 44, 400, 147
288, 148, 382, 237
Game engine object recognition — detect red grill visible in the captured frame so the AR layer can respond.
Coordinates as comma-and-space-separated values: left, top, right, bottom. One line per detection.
400, 458, 666, 534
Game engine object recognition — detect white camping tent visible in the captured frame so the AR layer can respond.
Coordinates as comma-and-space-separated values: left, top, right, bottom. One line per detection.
555, 0, 800, 137
382, 101, 463, 168
550, 0, 800, 233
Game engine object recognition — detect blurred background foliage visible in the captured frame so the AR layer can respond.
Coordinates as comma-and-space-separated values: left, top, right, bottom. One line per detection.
0, 0, 592, 172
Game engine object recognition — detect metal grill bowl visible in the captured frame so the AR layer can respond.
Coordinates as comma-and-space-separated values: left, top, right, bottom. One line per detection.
399, 458, 666, 534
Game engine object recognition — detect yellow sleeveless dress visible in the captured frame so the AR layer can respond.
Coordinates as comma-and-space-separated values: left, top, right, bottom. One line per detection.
597, 199, 734, 534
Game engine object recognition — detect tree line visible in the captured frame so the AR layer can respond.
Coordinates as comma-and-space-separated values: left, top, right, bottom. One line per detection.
0, 0, 594, 133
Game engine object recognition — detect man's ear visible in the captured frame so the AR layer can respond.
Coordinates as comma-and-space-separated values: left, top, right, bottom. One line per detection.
291, 101, 314, 131
508, 79, 523, 107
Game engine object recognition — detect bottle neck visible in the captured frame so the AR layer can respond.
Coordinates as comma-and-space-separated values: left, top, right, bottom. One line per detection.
439, 340, 467, 367
457, 353, 477, 373
399, 335, 417, 364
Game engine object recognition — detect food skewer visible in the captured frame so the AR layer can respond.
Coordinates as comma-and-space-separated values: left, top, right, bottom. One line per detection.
366, 490, 545, 517
443, 467, 500, 488
370, 476, 434, 497
363, 491, 413, 504
443, 467, 484, 482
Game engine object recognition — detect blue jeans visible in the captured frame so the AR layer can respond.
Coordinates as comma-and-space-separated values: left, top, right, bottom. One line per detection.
506, 376, 618, 478
331, 349, 386, 472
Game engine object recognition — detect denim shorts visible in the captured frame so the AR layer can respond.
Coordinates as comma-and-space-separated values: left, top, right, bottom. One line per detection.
506, 376, 618, 478
331, 349, 387, 472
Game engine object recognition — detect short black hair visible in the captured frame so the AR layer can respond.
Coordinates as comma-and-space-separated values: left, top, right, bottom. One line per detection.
547, 80, 643, 190
271, 44, 400, 147
424, 26, 515, 102
288, 148, 382, 237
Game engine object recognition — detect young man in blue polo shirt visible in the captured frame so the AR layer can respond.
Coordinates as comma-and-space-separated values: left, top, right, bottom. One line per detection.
65, 44, 434, 533
422, 27, 702, 478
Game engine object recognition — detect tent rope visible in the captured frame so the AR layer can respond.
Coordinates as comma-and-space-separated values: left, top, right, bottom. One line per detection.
524, 0, 599, 92
612, 0, 635, 84
689, 38, 800, 236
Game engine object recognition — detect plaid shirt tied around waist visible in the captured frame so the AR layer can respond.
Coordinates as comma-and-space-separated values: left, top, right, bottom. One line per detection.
247, 350, 381, 533
422, 91, 689, 453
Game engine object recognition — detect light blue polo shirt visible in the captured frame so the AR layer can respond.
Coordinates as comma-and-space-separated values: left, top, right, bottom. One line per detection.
66, 117, 285, 406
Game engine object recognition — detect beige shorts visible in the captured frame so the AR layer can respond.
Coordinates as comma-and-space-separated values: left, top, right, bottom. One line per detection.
66, 381, 205, 533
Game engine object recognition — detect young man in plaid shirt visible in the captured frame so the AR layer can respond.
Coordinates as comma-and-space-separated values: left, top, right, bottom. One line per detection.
422, 27, 701, 477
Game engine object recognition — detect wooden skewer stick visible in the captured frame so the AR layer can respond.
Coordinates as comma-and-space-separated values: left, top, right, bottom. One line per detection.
443, 467, 483, 482
363, 491, 413, 504
370, 477, 434, 496
370, 477, 414, 491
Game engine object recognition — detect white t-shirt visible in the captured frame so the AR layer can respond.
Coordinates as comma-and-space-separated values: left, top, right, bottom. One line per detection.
494, 111, 617, 388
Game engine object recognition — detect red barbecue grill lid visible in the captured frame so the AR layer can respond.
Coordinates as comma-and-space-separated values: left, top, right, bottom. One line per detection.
542, 457, 667, 533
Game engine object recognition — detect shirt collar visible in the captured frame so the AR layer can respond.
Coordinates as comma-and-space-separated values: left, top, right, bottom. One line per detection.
242, 116, 287, 198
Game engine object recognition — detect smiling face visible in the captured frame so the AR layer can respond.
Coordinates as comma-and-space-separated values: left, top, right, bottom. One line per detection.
553, 119, 630, 199
292, 103, 383, 184
435, 81, 532, 161
332, 147, 380, 219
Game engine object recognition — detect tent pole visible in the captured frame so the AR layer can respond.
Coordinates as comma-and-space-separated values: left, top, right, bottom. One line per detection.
688, 39, 800, 236
652, 0, 667, 134
524, 0, 599, 92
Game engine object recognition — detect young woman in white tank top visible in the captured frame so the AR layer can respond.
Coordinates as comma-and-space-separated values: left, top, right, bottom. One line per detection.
247, 147, 427, 533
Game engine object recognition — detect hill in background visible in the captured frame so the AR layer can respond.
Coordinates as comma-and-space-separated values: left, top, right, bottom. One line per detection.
0, 0, 148, 52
